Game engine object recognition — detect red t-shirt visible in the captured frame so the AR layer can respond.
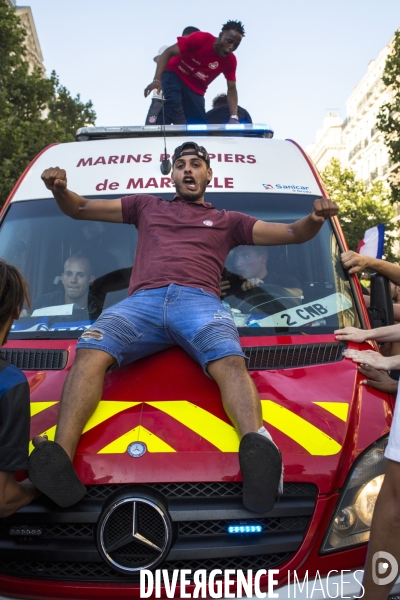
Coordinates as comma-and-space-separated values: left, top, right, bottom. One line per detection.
121, 194, 256, 298
166, 31, 237, 96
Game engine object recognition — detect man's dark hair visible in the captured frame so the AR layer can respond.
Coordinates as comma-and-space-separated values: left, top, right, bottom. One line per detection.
221, 20, 245, 37
182, 26, 200, 36
212, 93, 228, 108
0, 260, 30, 327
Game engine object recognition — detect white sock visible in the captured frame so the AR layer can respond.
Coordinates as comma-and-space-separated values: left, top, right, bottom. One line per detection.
258, 425, 274, 442
257, 426, 284, 495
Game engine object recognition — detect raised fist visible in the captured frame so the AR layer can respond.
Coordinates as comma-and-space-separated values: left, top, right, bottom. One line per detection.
311, 197, 338, 223
41, 167, 67, 192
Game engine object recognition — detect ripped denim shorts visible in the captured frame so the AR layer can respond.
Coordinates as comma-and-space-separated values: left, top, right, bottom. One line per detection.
77, 284, 246, 376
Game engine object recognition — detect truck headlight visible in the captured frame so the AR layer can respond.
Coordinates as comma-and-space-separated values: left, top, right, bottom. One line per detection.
320, 436, 388, 553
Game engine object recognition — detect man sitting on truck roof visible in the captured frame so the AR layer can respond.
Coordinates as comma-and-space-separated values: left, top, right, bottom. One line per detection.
0, 260, 40, 517
29, 142, 338, 512
144, 21, 244, 125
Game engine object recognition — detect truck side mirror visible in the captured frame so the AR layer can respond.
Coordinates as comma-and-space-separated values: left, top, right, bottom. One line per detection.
367, 273, 394, 328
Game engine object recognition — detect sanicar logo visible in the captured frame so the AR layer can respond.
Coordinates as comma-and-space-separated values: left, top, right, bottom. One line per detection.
263, 183, 311, 193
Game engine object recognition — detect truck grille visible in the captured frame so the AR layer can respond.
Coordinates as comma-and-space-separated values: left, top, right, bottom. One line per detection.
0, 553, 293, 583
0, 349, 68, 370
0, 482, 317, 582
244, 342, 346, 370
84, 481, 316, 500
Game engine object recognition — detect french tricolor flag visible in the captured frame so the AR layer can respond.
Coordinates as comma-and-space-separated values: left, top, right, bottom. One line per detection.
357, 224, 385, 259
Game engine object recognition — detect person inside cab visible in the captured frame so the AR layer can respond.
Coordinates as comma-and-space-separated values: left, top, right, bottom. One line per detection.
221, 245, 303, 313
28, 253, 102, 320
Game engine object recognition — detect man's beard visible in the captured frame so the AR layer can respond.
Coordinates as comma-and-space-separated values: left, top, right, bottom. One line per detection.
175, 179, 208, 202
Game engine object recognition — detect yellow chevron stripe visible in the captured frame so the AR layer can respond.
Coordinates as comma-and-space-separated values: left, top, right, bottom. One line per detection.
29, 425, 57, 454
82, 401, 140, 433
30, 401, 58, 417
147, 401, 239, 451
98, 425, 175, 453
313, 402, 349, 422
261, 400, 342, 456
29, 400, 344, 457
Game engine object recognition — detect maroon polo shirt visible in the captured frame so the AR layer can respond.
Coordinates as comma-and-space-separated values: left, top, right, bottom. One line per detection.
121, 194, 257, 298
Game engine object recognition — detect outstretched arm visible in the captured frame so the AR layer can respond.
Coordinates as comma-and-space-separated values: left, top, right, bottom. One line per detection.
341, 251, 400, 285
41, 167, 123, 223
226, 81, 239, 123
342, 348, 400, 371
335, 323, 400, 344
252, 197, 338, 245
358, 364, 398, 394
336, 323, 400, 370
144, 44, 181, 97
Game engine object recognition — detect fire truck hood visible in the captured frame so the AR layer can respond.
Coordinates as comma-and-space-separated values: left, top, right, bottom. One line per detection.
28, 341, 391, 496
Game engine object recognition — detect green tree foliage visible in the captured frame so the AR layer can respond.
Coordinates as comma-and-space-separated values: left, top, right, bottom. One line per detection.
0, 0, 96, 205
377, 28, 400, 202
321, 158, 398, 262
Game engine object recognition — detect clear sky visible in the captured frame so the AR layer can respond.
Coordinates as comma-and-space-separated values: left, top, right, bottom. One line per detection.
23, 0, 399, 148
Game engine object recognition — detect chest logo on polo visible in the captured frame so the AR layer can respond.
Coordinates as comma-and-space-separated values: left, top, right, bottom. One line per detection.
203, 220, 213, 226
209, 62, 219, 69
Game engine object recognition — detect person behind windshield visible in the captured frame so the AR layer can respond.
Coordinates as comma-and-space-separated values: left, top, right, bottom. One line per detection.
0, 259, 40, 517
221, 246, 302, 302
144, 20, 244, 125
30, 254, 101, 319
206, 93, 252, 125
145, 26, 200, 126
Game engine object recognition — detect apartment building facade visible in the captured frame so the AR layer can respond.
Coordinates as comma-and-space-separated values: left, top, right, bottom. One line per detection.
307, 34, 396, 189
6, 0, 44, 73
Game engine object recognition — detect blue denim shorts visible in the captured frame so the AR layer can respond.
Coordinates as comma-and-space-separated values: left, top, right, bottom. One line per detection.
77, 284, 246, 375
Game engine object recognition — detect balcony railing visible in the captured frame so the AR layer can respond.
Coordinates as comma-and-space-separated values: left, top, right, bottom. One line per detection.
371, 127, 379, 138
349, 141, 362, 161
348, 138, 370, 161
357, 92, 372, 113
370, 168, 379, 181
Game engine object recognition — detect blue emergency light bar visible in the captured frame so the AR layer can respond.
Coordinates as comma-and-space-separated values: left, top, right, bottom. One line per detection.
186, 124, 209, 131
76, 123, 274, 141
228, 524, 263, 534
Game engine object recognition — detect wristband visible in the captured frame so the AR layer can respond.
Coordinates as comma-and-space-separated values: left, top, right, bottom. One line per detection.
153, 79, 161, 83
230, 115, 239, 120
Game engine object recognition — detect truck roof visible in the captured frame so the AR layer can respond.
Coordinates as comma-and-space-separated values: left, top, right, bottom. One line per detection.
11, 132, 325, 202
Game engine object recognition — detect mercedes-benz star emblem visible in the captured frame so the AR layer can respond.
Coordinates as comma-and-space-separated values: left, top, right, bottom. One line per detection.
127, 442, 147, 457
97, 495, 172, 573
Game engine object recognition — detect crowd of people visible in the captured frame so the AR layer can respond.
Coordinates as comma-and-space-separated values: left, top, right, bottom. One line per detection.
1, 17, 400, 600
335, 249, 400, 599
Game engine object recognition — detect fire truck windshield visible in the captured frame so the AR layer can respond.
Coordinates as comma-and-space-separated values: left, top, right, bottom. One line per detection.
0, 194, 360, 339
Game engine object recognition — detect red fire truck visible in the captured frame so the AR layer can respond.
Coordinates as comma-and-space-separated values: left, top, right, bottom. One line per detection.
0, 124, 394, 599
